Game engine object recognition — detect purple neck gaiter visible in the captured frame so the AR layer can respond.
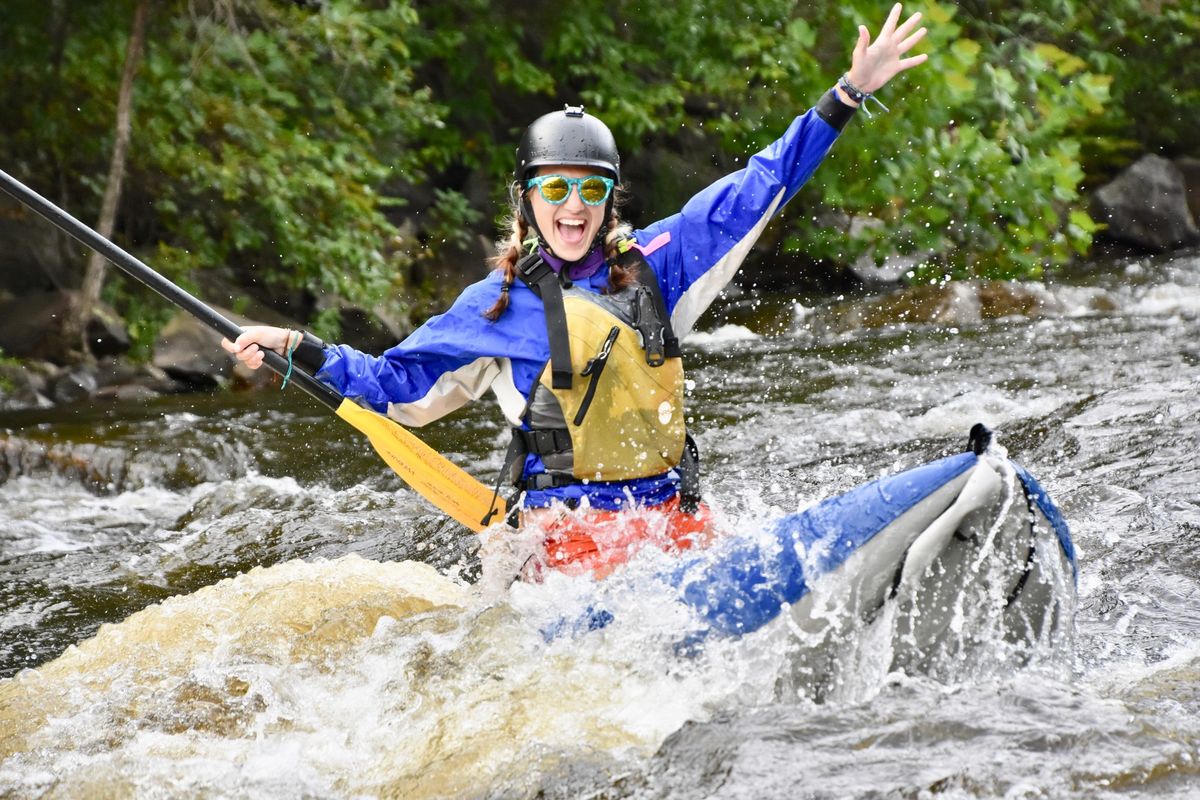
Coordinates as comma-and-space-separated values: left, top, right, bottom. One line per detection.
539, 245, 606, 282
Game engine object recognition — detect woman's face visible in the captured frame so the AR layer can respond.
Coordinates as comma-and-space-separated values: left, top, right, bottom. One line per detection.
528, 165, 607, 262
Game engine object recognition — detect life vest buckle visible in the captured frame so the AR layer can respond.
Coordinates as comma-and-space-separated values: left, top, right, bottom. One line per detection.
632, 285, 667, 366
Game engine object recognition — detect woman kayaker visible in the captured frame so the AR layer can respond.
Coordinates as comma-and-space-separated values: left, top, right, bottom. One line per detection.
223, 4, 930, 578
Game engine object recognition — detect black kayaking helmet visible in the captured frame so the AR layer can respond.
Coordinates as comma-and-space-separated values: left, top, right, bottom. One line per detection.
515, 105, 620, 259
515, 105, 621, 183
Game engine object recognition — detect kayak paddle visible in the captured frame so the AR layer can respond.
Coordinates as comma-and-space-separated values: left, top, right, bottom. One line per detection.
0, 168, 500, 532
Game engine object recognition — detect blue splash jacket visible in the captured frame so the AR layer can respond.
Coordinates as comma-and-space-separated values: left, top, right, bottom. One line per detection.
316, 94, 855, 510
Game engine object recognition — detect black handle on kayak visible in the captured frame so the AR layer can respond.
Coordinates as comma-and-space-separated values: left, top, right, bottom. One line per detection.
0, 168, 343, 411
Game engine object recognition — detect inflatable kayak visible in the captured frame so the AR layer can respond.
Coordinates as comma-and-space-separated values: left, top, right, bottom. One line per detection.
661, 425, 1076, 679
565, 426, 1076, 680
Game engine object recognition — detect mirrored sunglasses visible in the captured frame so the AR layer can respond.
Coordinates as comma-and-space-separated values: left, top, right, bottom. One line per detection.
525, 174, 614, 206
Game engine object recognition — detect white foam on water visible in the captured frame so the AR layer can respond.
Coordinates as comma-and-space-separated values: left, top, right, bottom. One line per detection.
0, 547, 788, 799
910, 388, 1074, 440
0, 444, 1091, 800
0, 477, 192, 555
1128, 283, 1200, 316
683, 323, 760, 348
766, 386, 1072, 456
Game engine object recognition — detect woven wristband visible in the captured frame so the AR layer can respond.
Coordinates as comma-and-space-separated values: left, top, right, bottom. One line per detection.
838, 74, 890, 118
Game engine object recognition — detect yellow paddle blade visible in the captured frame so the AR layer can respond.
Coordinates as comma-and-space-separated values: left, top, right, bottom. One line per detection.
335, 398, 501, 532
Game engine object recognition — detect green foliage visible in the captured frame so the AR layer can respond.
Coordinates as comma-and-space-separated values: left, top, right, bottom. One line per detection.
0, 350, 16, 393
0, 2, 133, 226
1, 0, 445, 345
795, 1, 1114, 280
426, 189, 484, 251
0, 0, 1192, 330
103, 273, 177, 359
954, 0, 1200, 164
135, 1, 442, 314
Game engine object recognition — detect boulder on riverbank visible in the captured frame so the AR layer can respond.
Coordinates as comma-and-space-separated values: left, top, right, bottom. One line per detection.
151, 314, 235, 390
0, 297, 310, 409
0, 290, 130, 363
1091, 155, 1200, 253
1177, 157, 1200, 227
0, 196, 79, 296
0, 354, 191, 411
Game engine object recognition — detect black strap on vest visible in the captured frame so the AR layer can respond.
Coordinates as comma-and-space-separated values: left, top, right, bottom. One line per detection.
515, 427, 572, 455
481, 362, 548, 528
515, 251, 574, 389
481, 432, 523, 528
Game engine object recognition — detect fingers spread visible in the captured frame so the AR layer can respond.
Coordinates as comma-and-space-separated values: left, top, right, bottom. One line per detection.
898, 26, 927, 54
895, 10, 923, 40
897, 53, 929, 70
882, 3, 903, 36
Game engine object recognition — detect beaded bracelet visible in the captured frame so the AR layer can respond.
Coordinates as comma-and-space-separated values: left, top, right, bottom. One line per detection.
838, 74, 890, 118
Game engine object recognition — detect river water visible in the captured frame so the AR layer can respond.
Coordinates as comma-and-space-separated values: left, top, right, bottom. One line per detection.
1, 252, 1198, 798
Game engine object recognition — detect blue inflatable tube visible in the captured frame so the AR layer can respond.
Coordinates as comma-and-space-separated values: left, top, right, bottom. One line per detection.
670, 452, 1075, 640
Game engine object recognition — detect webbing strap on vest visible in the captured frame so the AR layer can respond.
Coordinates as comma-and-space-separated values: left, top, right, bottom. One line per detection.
482, 363, 548, 528
481, 431, 523, 528
515, 251, 573, 389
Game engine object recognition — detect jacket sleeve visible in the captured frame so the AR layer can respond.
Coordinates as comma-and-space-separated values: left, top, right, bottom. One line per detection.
636, 92, 855, 338
314, 278, 510, 426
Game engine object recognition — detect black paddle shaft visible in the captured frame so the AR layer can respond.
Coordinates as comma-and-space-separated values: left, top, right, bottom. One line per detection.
0, 168, 342, 410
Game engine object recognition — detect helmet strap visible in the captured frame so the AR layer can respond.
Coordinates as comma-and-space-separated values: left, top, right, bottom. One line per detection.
518, 189, 551, 254
596, 195, 614, 253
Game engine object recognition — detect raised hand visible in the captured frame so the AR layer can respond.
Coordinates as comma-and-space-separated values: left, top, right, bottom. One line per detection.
845, 3, 929, 95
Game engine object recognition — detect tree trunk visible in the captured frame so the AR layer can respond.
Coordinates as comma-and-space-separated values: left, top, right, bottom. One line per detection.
49, 0, 74, 288
65, 0, 149, 362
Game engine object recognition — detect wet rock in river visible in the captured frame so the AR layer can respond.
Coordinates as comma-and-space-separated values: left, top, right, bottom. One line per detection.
51, 366, 98, 404
1091, 155, 1200, 253
0, 434, 129, 492
0, 360, 55, 410
95, 383, 161, 403
1177, 156, 1200, 227
94, 357, 185, 395
152, 313, 232, 389
816, 280, 1062, 332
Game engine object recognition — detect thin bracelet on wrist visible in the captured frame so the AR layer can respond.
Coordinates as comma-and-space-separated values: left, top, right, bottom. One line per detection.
280, 330, 300, 389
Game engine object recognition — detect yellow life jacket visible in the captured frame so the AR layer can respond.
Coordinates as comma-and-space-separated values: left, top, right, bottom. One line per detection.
497, 242, 699, 513
529, 287, 686, 481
